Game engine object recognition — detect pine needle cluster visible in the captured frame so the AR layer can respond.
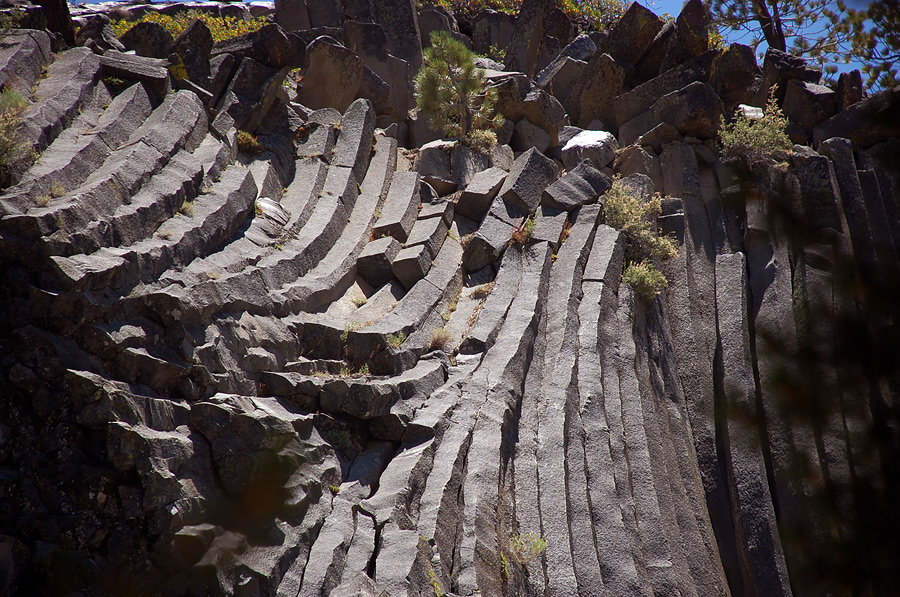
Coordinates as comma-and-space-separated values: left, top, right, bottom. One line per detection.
415, 31, 503, 143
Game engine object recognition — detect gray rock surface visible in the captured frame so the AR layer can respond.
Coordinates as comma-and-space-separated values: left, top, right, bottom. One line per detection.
499, 147, 561, 211
1, 10, 897, 597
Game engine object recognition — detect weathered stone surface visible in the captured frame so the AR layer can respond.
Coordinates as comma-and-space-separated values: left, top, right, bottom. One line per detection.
511, 118, 551, 153
472, 9, 516, 56
373, 171, 421, 242
542, 161, 611, 211
836, 69, 863, 111
752, 47, 821, 106
174, 18, 214, 84
659, 0, 709, 72
812, 85, 900, 149
274, 0, 311, 32
783, 79, 836, 133
371, 0, 423, 80
119, 21, 175, 59
576, 52, 625, 128
535, 56, 587, 121
358, 236, 401, 288
0, 29, 52, 94
333, 98, 376, 183
392, 244, 432, 289
343, 21, 411, 118
492, 79, 567, 146
414, 140, 456, 196
561, 129, 618, 170
709, 43, 757, 111
417, 198, 453, 225
619, 81, 724, 145
216, 57, 288, 132
298, 36, 364, 112
100, 49, 169, 100
456, 167, 507, 221
635, 121, 681, 152
615, 50, 718, 126
503, 0, 545, 77
212, 23, 297, 69
76, 14, 126, 52
405, 214, 448, 259
597, 1, 664, 66
715, 252, 793, 597
3, 9, 897, 597
498, 147, 561, 212
463, 213, 513, 271
634, 20, 675, 81
614, 145, 664, 192
417, 5, 457, 48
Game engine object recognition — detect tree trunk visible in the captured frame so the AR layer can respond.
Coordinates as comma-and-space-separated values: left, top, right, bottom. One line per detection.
37, 0, 75, 47
752, 0, 786, 52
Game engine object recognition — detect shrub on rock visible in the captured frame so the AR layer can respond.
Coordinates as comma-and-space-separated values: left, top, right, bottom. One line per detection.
719, 87, 792, 163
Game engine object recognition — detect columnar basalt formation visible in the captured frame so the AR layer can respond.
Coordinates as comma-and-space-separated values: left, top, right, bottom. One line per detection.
0, 1, 898, 595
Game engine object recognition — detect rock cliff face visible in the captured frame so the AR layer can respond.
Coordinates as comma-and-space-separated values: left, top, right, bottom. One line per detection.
0, 1, 898, 595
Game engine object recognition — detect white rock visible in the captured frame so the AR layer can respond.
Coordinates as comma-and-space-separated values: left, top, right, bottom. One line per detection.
737, 104, 764, 120
561, 129, 619, 170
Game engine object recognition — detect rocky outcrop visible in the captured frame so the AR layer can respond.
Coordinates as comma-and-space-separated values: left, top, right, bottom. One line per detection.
0, 2, 898, 596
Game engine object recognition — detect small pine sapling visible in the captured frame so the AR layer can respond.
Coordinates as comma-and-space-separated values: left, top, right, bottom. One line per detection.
415, 31, 504, 148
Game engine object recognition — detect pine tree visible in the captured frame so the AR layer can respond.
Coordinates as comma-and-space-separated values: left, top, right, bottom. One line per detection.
414, 30, 503, 141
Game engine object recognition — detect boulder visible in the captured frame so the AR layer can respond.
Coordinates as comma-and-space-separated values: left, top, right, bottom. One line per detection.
614, 50, 719, 127
836, 69, 863, 111
504, 0, 546, 77
174, 18, 214, 85
217, 57, 289, 132
618, 81, 724, 145
782, 79, 836, 133
597, 2, 664, 67
492, 81, 567, 146
392, 244, 432, 289
372, 0, 423, 80
659, 0, 709, 73
463, 214, 513, 272
498, 147, 561, 211
418, 5, 458, 47
343, 21, 411, 117
811, 85, 900, 150
708, 43, 757, 111
298, 36, 364, 112
415, 140, 456, 196
307, 0, 343, 28
752, 47, 822, 106
542, 161, 612, 211
119, 21, 174, 59
211, 24, 298, 70
358, 236, 402, 288
561, 130, 618, 170
274, 0, 311, 32
472, 9, 516, 56
511, 118, 551, 153
634, 20, 675, 81
614, 145, 663, 192
76, 14, 126, 53
99, 50, 170, 100
576, 52, 626, 129
457, 167, 507, 221
452, 143, 492, 189
635, 122, 680, 153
